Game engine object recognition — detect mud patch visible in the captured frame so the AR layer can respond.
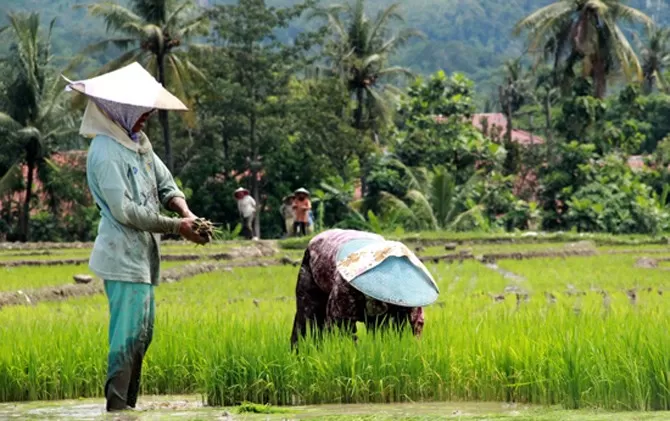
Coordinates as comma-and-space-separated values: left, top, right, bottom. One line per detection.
635, 257, 659, 268
484, 262, 526, 283
479, 248, 597, 263
421, 249, 601, 265
564, 240, 597, 252
3, 396, 670, 420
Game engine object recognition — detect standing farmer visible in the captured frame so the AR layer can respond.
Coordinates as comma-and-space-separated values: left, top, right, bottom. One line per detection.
279, 194, 296, 238
64, 63, 208, 412
234, 187, 257, 240
290, 229, 439, 350
292, 188, 311, 237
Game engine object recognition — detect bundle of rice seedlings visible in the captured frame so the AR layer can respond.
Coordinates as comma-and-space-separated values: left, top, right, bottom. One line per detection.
192, 218, 216, 243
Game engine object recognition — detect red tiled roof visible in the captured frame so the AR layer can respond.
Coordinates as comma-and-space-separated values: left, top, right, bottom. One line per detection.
627, 155, 645, 170
0, 150, 88, 215
471, 113, 545, 145
432, 113, 545, 145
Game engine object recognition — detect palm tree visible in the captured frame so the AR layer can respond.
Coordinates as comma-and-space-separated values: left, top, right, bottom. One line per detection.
634, 25, 670, 94
81, 0, 208, 171
364, 158, 487, 232
0, 13, 78, 241
514, 0, 653, 98
532, 66, 561, 156
310, 0, 421, 133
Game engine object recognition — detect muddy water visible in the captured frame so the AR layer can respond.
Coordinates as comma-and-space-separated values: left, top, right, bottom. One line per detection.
5, 396, 670, 420
0, 396, 545, 420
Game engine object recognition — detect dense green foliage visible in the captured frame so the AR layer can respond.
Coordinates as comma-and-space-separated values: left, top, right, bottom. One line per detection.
0, 0, 670, 241
2, 0, 668, 86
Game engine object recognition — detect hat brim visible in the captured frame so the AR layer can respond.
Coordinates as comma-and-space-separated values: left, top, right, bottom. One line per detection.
62, 62, 188, 111
336, 239, 439, 307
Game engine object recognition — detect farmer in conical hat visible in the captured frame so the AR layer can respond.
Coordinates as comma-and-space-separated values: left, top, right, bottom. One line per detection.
290, 229, 439, 350
292, 187, 311, 237
234, 187, 257, 240
64, 62, 207, 412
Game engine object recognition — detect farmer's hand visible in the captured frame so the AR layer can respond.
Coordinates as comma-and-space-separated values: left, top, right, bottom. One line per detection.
179, 218, 208, 245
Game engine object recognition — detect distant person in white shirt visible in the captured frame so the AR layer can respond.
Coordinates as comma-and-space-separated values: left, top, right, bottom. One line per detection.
234, 188, 257, 240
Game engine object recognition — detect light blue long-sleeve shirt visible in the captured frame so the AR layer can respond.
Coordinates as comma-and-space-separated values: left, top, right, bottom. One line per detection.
86, 134, 184, 285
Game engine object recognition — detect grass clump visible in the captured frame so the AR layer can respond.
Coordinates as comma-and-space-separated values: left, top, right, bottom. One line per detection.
235, 402, 288, 414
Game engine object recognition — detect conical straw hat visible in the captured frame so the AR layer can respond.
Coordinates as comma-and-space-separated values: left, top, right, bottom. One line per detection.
62, 62, 188, 111
336, 238, 439, 307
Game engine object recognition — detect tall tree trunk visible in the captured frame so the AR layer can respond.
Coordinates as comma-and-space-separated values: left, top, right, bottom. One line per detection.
250, 110, 260, 240
20, 158, 35, 242
644, 73, 654, 95
247, 39, 260, 240
592, 55, 607, 99
499, 85, 519, 174
354, 87, 364, 130
222, 123, 229, 160
499, 86, 513, 145
157, 53, 174, 172
544, 92, 554, 162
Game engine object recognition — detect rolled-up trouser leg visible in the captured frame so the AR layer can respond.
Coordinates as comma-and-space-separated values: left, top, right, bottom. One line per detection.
104, 280, 155, 411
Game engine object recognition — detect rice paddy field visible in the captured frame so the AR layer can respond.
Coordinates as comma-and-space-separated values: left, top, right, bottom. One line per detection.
1, 233, 670, 420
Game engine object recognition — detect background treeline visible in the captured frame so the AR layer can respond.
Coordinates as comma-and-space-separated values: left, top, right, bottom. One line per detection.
0, 0, 669, 241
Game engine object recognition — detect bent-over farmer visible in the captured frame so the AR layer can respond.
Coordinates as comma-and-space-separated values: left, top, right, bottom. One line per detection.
290, 229, 439, 349
64, 62, 208, 412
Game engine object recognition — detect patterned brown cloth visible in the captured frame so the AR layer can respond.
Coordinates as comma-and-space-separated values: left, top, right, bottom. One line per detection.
290, 229, 424, 349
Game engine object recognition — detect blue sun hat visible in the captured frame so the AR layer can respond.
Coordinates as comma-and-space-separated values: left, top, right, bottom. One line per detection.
336, 238, 439, 307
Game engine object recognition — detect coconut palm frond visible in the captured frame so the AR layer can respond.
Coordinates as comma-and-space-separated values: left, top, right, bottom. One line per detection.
614, 3, 655, 26
165, 0, 192, 27
0, 164, 22, 196
166, 54, 197, 126
405, 189, 439, 230
430, 167, 456, 227
378, 29, 424, 55
0, 112, 22, 131
177, 15, 209, 39
79, 37, 138, 55
367, 2, 404, 45
610, 23, 642, 81
513, 2, 572, 36
377, 66, 414, 78
85, 2, 144, 34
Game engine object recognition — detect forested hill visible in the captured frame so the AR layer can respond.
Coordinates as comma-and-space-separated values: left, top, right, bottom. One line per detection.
2, 0, 669, 87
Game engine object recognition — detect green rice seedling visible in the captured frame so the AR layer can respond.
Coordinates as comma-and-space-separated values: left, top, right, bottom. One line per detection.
0, 261, 192, 292
0, 265, 95, 292
496, 255, 670, 292
4, 248, 670, 411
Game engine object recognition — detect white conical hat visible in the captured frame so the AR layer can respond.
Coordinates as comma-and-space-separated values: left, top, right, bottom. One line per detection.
62, 62, 188, 111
